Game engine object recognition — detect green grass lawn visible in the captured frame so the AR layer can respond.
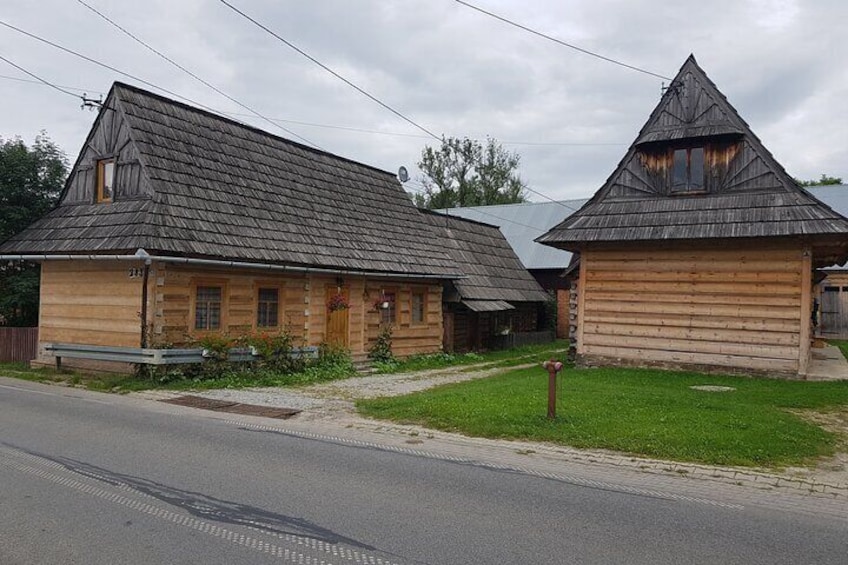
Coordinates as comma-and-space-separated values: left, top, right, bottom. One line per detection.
357, 366, 848, 468
0, 361, 151, 392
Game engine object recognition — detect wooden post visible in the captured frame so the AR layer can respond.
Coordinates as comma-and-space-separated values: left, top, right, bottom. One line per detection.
798, 247, 813, 377
543, 358, 563, 419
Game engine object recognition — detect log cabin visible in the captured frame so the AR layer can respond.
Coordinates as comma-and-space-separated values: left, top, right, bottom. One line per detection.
0, 82, 465, 371
537, 56, 848, 377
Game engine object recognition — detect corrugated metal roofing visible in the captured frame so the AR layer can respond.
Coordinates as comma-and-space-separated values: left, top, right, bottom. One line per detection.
433, 199, 587, 269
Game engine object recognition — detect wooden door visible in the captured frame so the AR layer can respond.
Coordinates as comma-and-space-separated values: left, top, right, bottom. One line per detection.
443, 311, 455, 353
820, 287, 841, 335
325, 287, 350, 347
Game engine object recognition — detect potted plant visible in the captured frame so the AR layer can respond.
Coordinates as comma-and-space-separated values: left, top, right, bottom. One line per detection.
327, 293, 350, 312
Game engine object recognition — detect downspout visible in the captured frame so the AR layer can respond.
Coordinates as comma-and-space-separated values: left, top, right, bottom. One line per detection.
139, 252, 152, 348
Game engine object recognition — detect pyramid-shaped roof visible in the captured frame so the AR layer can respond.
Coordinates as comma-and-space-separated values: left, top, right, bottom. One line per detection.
0, 82, 459, 277
537, 56, 848, 254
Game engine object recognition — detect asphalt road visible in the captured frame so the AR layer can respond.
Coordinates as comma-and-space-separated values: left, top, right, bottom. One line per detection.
1, 377, 845, 565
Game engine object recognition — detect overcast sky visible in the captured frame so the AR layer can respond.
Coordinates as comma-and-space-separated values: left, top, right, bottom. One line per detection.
1, 0, 845, 201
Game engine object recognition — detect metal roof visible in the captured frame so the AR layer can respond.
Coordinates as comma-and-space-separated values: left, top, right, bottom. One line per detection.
433, 199, 587, 270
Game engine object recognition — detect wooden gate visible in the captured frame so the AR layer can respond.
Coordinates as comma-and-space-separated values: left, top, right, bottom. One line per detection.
0, 327, 38, 362
820, 285, 848, 336
325, 287, 350, 347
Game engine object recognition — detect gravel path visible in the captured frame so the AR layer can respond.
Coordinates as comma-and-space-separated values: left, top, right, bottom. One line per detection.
191, 362, 536, 416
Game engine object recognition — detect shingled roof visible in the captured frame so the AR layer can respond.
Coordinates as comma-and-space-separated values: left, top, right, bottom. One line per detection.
536, 56, 848, 252
0, 82, 459, 277
421, 210, 549, 306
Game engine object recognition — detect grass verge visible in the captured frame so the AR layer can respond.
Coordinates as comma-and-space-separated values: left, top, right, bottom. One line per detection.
373, 340, 569, 373
0, 354, 356, 393
357, 365, 848, 468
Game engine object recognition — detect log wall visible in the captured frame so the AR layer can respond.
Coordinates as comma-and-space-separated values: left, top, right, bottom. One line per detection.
152, 264, 443, 357
39, 261, 144, 347
577, 247, 811, 375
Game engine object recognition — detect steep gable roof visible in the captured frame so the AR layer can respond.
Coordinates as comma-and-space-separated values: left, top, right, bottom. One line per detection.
537, 56, 848, 251
1, 83, 458, 277
421, 210, 549, 303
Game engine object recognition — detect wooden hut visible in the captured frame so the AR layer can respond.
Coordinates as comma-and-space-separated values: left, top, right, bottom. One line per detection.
537, 56, 848, 377
421, 211, 552, 352
0, 82, 461, 370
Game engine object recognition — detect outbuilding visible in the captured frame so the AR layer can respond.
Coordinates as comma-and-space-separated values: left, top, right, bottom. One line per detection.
537, 56, 848, 377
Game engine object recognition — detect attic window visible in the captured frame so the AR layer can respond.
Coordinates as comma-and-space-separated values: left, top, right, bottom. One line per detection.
97, 158, 115, 202
671, 147, 704, 193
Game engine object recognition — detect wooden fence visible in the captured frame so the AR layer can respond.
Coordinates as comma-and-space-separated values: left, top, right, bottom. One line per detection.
0, 327, 38, 362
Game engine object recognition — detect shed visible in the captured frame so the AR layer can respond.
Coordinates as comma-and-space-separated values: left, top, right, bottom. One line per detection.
421, 211, 551, 351
536, 56, 848, 377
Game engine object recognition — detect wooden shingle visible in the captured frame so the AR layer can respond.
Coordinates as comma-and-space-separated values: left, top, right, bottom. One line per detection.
1, 83, 458, 277
537, 55, 848, 251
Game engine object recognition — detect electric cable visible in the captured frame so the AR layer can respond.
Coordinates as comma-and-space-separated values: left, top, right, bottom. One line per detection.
75, 0, 320, 149
454, 0, 672, 81
217, 0, 442, 142
0, 54, 81, 100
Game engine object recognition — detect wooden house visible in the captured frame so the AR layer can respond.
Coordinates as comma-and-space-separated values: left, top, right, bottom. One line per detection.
537, 56, 848, 377
0, 82, 463, 370
421, 211, 551, 351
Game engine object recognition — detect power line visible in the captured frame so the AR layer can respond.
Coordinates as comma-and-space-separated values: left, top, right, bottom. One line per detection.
217, 0, 443, 142
0, 73, 104, 95
454, 0, 672, 81
0, 69, 629, 147
0, 54, 81, 100
405, 177, 580, 218
75, 0, 320, 149
1, 13, 586, 213
0, 19, 228, 115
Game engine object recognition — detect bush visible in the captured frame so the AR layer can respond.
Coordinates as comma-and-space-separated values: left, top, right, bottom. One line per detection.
368, 325, 394, 363
241, 330, 305, 374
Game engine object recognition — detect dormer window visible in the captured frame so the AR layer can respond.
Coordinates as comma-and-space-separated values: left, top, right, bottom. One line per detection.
671, 147, 704, 193
97, 159, 115, 203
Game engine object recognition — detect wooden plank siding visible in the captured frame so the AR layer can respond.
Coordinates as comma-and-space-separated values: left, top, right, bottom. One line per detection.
39, 261, 144, 348
577, 247, 809, 375
153, 264, 442, 357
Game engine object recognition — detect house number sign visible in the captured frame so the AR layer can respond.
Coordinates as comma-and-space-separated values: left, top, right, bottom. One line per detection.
128, 267, 144, 278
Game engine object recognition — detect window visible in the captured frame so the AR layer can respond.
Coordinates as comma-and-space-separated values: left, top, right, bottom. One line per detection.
195, 286, 222, 330
671, 147, 704, 193
380, 291, 396, 325
257, 287, 279, 328
97, 158, 116, 202
411, 290, 426, 324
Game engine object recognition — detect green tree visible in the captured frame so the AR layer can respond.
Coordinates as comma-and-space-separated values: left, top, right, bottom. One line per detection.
0, 133, 67, 326
796, 174, 843, 187
414, 136, 527, 209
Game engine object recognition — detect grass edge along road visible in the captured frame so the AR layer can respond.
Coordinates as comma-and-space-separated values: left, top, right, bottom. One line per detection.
357, 365, 848, 469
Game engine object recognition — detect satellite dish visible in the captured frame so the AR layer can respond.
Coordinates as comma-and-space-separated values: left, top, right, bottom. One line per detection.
397, 166, 409, 183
